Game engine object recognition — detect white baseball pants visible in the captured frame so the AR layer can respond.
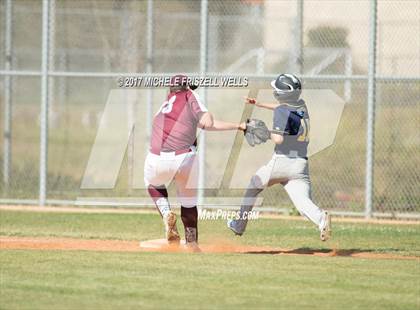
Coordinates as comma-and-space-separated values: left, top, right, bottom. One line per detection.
244, 154, 324, 228
144, 150, 198, 208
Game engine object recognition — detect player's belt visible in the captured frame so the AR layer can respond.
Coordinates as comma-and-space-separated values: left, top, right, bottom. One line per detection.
275, 150, 308, 160
150, 147, 193, 156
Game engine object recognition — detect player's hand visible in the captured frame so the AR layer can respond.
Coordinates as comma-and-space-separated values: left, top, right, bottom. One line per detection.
239, 122, 246, 131
244, 97, 258, 105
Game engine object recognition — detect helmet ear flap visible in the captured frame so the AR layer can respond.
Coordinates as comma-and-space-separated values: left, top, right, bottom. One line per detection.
273, 89, 301, 102
189, 83, 199, 90
273, 90, 282, 102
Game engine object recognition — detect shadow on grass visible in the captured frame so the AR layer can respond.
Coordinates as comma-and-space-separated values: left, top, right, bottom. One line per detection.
245, 248, 379, 256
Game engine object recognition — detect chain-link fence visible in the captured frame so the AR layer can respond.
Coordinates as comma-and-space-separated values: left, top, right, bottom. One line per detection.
0, 0, 419, 219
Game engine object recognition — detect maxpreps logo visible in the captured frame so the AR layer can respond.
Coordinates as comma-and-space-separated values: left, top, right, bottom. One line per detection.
80, 86, 344, 190
198, 209, 260, 221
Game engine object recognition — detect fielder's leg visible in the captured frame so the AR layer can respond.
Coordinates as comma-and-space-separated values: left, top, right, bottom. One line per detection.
180, 206, 200, 252
173, 152, 201, 251
283, 179, 331, 241
147, 185, 180, 244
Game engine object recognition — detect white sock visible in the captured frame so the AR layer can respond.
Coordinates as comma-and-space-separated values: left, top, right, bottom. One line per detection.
156, 198, 171, 218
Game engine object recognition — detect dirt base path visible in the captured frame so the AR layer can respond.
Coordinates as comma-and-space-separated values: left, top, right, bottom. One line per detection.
1, 236, 418, 261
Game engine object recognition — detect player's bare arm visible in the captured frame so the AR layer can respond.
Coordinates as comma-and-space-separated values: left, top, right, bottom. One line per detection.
244, 97, 280, 110
206, 119, 246, 131
198, 111, 214, 129
199, 111, 245, 131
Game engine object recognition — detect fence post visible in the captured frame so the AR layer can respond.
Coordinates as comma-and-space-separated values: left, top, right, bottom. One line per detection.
344, 49, 352, 102
295, 0, 304, 74
365, 0, 378, 218
146, 0, 154, 149
48, 0, 55, 128
39, 0, 50, 206
198, 0, 208, 208
256, 48, 265, 74
3, 0, 13, 188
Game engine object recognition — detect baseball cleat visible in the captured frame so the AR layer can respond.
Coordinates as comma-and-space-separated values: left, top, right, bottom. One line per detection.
184, 241, 202, 253
227, 219, 244, 236
320, 211, 331, 241
164, 211, 180, 244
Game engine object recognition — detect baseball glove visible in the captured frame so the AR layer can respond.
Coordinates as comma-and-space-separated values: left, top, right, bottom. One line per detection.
244, 118, 270, 147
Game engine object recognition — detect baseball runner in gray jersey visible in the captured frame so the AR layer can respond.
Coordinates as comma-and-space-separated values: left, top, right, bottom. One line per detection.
228, 73, 332, 241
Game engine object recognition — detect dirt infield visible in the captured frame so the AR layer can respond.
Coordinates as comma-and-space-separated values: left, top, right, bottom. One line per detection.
1, 236, 418, 261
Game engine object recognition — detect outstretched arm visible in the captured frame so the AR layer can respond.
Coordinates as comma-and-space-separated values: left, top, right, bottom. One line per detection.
206, 119, 246, 131
244, 97, 280, 110
198, 112, 245, 131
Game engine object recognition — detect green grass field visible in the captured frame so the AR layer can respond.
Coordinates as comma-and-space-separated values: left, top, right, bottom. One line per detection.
1, 209, 419, 309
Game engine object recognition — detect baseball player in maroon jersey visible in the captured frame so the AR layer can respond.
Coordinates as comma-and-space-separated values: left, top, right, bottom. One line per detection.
144, 74, 245, 250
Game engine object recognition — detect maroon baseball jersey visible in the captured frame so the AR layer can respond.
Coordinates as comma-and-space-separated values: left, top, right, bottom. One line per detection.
150, 89, 207, 153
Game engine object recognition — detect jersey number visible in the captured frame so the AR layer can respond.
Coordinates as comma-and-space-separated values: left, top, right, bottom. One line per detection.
297, 119, 310, 142
159, 95, 176, 114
